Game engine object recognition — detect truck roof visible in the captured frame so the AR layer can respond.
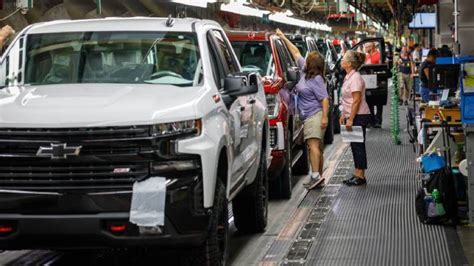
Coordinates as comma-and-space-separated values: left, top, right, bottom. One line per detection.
25, 17, 218, 34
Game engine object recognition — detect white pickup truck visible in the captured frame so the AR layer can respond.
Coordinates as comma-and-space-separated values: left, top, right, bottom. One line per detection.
0, 17, 269, 265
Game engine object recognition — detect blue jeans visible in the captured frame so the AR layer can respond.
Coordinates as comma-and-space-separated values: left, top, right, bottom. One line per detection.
420, 86, 430, 103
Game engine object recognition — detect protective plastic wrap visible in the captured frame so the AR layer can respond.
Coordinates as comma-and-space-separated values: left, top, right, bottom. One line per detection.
129, 177, 166, 227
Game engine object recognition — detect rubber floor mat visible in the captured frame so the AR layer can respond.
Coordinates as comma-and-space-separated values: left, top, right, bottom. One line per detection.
303, 109, 467, 266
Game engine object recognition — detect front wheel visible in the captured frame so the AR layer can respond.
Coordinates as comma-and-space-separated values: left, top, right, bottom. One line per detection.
272, 131, 292, 199
333, 106, 341, 134
192, 180, 228, 266
324, 106, 335, 144
233, 141, 269, 233
293, 143, 309, 175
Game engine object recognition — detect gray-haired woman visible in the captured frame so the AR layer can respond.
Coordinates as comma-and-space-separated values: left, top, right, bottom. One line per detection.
339, 50, 371, 186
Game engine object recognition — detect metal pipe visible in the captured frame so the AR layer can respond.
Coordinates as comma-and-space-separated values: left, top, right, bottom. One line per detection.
96, 0, 102, 15
454, 0, 458, 43
386, 0, 395, 16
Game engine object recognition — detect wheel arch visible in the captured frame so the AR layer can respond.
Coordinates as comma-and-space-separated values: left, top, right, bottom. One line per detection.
205, 139, 232, 209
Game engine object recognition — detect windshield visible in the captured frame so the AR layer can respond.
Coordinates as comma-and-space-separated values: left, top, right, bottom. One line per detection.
334, 43, 348, 58
317, 40, 328, 57
25, 32, 203, 87
230, 41, 272, 76
294, 41, 307, 57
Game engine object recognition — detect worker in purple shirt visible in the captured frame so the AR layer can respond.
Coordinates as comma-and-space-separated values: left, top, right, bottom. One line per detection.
277, 29, 329, 190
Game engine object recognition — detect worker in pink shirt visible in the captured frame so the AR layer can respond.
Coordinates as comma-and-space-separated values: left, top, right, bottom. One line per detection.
340, 50, 371, 186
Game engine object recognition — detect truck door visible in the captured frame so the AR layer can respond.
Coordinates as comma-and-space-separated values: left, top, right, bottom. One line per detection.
305, 37, 319, 53
327, 40, 339, 70
207, 29, 258, 188
350, 38, 390, 106
0, 35, 25, 87
273, 37, 302, 143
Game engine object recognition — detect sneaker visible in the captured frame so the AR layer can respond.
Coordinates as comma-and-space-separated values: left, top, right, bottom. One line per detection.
345, 176, 367, 186
342, 175, 356, 184
303, 178, 315, 188
305, 178, 325, 190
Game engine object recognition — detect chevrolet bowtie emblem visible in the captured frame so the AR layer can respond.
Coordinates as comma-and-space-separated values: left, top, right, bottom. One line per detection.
36, 143, 82, 159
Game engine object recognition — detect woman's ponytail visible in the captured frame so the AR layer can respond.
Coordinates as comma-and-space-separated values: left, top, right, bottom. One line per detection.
345, 50, 366, 70
356, 52, 366, 67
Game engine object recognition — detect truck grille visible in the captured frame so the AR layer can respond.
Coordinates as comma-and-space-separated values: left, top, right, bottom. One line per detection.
0, 162, 149, 187
0, 143, 152, 157
0, 125, 183, 188
0, 126, 150, 141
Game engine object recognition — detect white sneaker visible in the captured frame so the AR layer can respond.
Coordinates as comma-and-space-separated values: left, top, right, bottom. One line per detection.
303, 177, 325, 190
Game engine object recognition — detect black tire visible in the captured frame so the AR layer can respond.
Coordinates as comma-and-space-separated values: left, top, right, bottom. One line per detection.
324, 106, 335, 144
273, 132, 292, 199
233, 141, 269, 234
333, 106, 341, 134
192, 180, 228, 266
293, 143, 309, 175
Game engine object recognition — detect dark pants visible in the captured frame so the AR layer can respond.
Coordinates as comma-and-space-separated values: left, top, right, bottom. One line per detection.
368, 103, 383, 126
351, 114, 371, 170
420, 86, 430, 103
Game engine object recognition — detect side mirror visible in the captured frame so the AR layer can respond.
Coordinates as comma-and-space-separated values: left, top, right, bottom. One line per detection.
224, 73, 258, 96
222, 72, 259, 106
286, 67, 299, 82
224, 75, 245, 93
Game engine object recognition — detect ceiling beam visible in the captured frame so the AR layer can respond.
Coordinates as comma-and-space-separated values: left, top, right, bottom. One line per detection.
346, 0, 390, 25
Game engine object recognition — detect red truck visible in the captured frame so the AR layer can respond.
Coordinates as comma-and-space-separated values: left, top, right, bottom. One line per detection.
227, 31, 308, 199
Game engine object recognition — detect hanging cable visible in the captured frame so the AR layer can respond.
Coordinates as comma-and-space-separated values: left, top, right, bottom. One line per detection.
324, 3, 331, 24
301, 0, 317, 15
349, 11, 353, 29
0, 9, 21, 22
275, 0, 286, 8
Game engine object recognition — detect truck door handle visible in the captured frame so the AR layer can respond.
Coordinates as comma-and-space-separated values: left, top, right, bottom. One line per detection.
248, 98, 256, 104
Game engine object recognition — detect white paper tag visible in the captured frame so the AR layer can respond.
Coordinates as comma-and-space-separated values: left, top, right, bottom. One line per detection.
361, 74, 378, 89
341, 126, 364, 143
129, 177, 166, 227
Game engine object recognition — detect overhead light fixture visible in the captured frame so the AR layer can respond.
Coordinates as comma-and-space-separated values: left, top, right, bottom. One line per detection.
268, 12, 332, 32
171, 0, 216, 8
220, 1, 270, 18
283, 9, 294, 16
219, 1, 331, 31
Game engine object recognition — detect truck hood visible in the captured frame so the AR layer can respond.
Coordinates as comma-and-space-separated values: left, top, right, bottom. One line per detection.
0, 84, 205, 128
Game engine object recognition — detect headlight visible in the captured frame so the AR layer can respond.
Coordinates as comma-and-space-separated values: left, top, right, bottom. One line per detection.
152, 119, 202, 137
266, 93, 280, 119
